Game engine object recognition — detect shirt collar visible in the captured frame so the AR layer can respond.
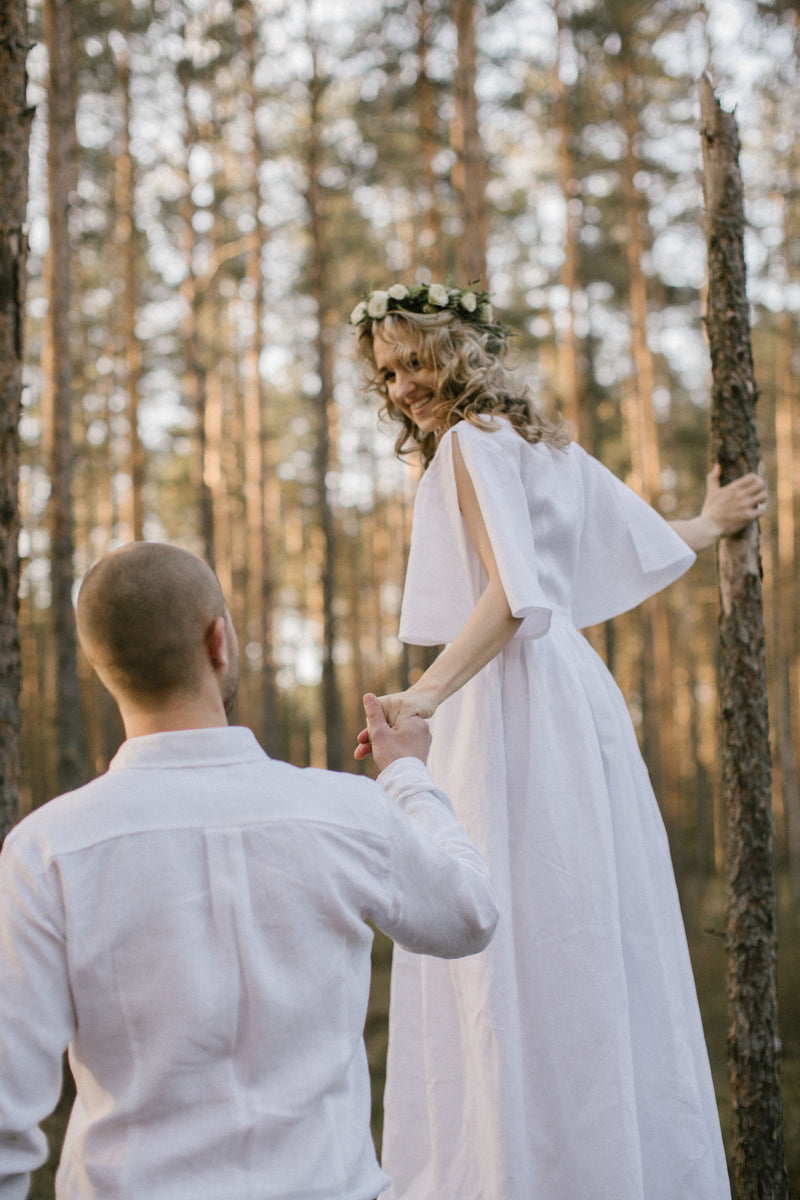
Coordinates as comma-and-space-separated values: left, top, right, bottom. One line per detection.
108, 726, 267, 771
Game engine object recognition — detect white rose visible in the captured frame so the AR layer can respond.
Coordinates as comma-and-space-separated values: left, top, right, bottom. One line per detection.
388, 284, 409, 300
460, 291, 477, 312
350, 301, 368, 324
367, 291, 389, 318
428, 283, 450, 307
479, 302, 494, 323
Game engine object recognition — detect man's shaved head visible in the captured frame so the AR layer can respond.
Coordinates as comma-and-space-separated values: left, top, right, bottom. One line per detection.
77, 543, 232, 703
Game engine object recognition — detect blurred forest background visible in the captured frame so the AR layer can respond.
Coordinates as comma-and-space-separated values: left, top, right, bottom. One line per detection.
6, 0, 800, 1192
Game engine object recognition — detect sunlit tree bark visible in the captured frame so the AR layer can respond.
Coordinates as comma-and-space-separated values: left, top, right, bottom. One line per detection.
553, 2, 583, 441
0, 0, 32, 839
416, 0, 444, 277
177, 46, 214, 564
451, 0, 487, 283
700, 75, 788, 1200
43, 0, 87, 795
113, 20, 144, 542
305, 25, 344, 771
617, 22, 677, 819
773, 305, 800, 916
239, 0, 280, 756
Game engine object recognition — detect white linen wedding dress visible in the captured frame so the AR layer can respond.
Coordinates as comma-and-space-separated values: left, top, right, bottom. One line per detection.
380, 416, 730, 1200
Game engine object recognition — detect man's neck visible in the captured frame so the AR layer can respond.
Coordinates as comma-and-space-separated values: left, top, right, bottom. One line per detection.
121, 698, 230, 740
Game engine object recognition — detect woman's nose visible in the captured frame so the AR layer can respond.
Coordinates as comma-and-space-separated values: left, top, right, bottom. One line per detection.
393, 370, 413, 400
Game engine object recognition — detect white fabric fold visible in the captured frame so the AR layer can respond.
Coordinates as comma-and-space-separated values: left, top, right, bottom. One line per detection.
398, 417, 695, 645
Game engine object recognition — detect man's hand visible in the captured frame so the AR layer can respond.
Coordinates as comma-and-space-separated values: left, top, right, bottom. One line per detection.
354, 693, 431, 770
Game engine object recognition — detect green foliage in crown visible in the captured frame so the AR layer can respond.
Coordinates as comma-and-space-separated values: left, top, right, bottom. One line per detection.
349, 281, 505, 335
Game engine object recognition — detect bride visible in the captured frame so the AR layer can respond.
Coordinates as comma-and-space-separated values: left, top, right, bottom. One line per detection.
351, 280, 765, 1200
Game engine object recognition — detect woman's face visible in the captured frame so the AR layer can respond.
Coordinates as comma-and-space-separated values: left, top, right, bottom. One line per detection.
372, 328, 445, 435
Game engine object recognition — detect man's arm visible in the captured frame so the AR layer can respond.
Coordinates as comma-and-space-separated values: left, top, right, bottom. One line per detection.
359, 694, 499, 959
0, 837, 75, 1199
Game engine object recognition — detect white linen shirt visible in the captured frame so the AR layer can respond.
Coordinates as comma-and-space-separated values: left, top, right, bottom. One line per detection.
0, 726, 498, 1200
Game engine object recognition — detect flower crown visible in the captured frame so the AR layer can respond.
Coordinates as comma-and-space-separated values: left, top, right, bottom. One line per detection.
350, 281, 505, 336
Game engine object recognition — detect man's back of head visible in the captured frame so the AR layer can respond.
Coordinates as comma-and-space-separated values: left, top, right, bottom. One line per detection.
76, 542, 237, 729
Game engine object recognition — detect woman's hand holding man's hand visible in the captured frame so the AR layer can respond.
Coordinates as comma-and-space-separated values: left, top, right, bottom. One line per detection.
354, 688, 437, 763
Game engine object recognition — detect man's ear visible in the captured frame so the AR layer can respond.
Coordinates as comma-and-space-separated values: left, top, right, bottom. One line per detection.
206, 615, 229, 668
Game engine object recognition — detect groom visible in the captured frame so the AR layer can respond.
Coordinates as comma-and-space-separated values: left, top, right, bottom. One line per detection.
0, 541, 498, 1200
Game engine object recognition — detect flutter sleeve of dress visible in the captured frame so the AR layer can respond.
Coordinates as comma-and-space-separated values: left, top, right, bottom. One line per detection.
569, 442, 696, 629
398, 418, 697, 646
398, 418, 552, 646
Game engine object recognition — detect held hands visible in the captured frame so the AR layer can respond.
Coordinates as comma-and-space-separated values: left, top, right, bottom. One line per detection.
354, 692, 433, 769
374, 687, 438, 726
700, 463, 768, 539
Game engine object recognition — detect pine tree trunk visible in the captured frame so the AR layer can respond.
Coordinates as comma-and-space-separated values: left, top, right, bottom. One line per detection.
451, 0, 487, 284
775, 300, 800, 917
306, 37, 343, 772
178, 71, 214, 564
114, 24, 144, 542
0, 0, 32, 840
618, 36, 676, 819
553, 2, 583, 440
43, 0, 86, 795
416, 0, 444, 278
240, 0, 280, 756
699, 75, 788, 1200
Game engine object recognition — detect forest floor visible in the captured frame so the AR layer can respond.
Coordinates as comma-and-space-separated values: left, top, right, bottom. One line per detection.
29, 874, 800, 1199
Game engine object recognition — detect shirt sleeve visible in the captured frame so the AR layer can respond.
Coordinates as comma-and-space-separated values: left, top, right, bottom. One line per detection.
0, 833, 75, 1199
570, 445, 696, 629
370, 757, 499, 959
398, 420, 551, 646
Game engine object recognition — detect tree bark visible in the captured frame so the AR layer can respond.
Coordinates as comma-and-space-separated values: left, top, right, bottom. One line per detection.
178, 83, 214, 565
0, 0, 32, 840
451, 0, 488, 284
113, 22, 144, 542
553, 2, 583, 440
618, 28, 676, 819
43, 0, 86, 795
239, 0, 281, 757
700, 75, 788, 1200
416, 0, 444, 277
305, 28, 344, 771
774, 288, 800, 915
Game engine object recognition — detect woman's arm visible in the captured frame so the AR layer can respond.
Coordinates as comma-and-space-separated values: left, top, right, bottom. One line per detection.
357, 436, 522, 743
669, 464, 767, 552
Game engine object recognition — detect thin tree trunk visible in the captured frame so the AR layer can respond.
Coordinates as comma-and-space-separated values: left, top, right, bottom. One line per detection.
700, 75, 788, 1200
239, 0, 280, 756
619, 53, 661, 506
775, 277, 800, 916
43, 0, 86, 795
306, 29, 343, 771
451, 0, 487, 284
416, 0, 444, 277
618, 35, 676, 820
0, 0, 32, 839
114, 24, 144, 542
178, 93, 214, 564
553, 2, 582, 440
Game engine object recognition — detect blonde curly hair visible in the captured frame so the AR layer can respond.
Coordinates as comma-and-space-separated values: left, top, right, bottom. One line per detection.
356, 308, 570, 468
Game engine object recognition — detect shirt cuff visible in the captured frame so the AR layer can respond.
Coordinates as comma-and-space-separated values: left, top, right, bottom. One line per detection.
376, 756, 438, 799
